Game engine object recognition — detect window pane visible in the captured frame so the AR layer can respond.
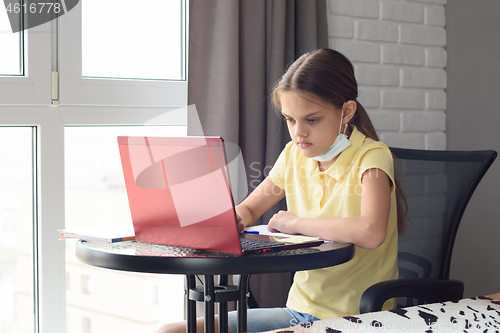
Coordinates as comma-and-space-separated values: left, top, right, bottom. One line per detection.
65, 126, 187, 332
0, 127, 34, 332
82, 0, 185, 81
0, 5, 23, 76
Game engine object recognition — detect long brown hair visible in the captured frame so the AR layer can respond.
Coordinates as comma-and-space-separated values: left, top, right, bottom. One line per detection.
272, 48, 408, 235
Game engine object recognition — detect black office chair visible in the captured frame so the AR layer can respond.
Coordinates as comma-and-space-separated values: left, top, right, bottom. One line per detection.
359, 148, 497, 314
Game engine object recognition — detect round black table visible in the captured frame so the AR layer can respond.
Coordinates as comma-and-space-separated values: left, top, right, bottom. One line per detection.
76, 240, 354, 333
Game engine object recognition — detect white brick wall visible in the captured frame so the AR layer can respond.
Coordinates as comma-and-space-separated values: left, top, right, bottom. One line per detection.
327, 0, 447, 150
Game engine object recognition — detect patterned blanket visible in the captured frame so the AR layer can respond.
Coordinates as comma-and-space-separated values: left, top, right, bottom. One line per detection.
260, 293, 500, 333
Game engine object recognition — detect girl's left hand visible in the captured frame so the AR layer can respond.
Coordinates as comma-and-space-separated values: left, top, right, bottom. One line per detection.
267, 210, 300, 235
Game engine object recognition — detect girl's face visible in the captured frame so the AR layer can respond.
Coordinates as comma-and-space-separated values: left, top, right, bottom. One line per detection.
280, 91, 345, 161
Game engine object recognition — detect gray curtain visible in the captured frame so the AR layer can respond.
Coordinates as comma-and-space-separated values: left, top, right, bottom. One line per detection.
188, 0, 328, 308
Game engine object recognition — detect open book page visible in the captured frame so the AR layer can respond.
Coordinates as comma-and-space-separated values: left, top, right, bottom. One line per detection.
243, 224, 297, 238
59, 224, 135, 244
243, 225, 331, 244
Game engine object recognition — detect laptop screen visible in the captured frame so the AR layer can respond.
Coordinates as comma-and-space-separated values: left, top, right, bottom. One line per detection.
118, 136, 243, 255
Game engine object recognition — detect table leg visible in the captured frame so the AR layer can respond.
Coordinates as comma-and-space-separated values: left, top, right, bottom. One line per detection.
185, 274, 246, 333
186, 275, 197, 333
237, 275, 249, 333
218, 275, 228, 333
204, 275, 215, 333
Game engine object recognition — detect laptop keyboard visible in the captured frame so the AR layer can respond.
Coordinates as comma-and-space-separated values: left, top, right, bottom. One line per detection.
240, 238, 284, 250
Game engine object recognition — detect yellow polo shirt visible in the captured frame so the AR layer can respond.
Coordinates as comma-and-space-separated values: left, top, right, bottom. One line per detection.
269, 126, 398, 319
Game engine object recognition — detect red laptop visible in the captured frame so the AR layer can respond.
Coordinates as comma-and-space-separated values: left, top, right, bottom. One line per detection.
117, 136, 323, 256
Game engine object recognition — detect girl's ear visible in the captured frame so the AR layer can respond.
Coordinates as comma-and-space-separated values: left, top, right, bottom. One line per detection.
342, 100, 357, 124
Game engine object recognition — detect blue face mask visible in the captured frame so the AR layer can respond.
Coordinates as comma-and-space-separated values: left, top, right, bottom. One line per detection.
312, 104, 351, 162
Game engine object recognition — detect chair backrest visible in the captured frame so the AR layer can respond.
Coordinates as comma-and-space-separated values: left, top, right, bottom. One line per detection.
391, 148, 496, 283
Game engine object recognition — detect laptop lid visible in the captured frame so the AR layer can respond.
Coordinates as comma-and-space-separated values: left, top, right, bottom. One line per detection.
118, 136, 244, 255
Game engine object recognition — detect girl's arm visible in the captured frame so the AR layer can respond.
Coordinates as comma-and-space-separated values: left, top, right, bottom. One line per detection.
235, 176, 286, 231
267, 168, 391, 250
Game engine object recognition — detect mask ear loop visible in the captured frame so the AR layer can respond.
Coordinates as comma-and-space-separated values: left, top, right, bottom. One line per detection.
338, 103, 347, 135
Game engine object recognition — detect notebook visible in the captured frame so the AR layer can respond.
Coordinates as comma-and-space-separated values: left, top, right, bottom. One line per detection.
117, 136, 323, 256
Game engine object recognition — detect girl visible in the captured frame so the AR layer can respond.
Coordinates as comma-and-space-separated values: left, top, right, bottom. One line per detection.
159, 48, 406, 333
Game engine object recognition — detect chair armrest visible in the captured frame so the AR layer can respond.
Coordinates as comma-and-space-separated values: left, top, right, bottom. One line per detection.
359, 279, 464, 314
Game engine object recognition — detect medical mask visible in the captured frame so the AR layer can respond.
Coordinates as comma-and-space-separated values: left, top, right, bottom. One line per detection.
312, 104, 351, 162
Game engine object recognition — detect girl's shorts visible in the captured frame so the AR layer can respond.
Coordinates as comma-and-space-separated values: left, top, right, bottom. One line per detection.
227, 307, 319, 333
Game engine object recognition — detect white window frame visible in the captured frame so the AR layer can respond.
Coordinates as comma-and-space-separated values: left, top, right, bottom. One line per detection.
0, 2, 188, 332
0, 24, 52, 105
58, 0, 187, 107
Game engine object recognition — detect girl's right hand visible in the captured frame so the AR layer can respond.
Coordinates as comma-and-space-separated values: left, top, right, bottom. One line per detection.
235, 205, 252, 233
236, 213, 247, 232
234, 176, 286, 233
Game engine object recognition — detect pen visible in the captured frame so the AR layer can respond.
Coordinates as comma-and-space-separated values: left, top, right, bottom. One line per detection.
243, 230, 259, 234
